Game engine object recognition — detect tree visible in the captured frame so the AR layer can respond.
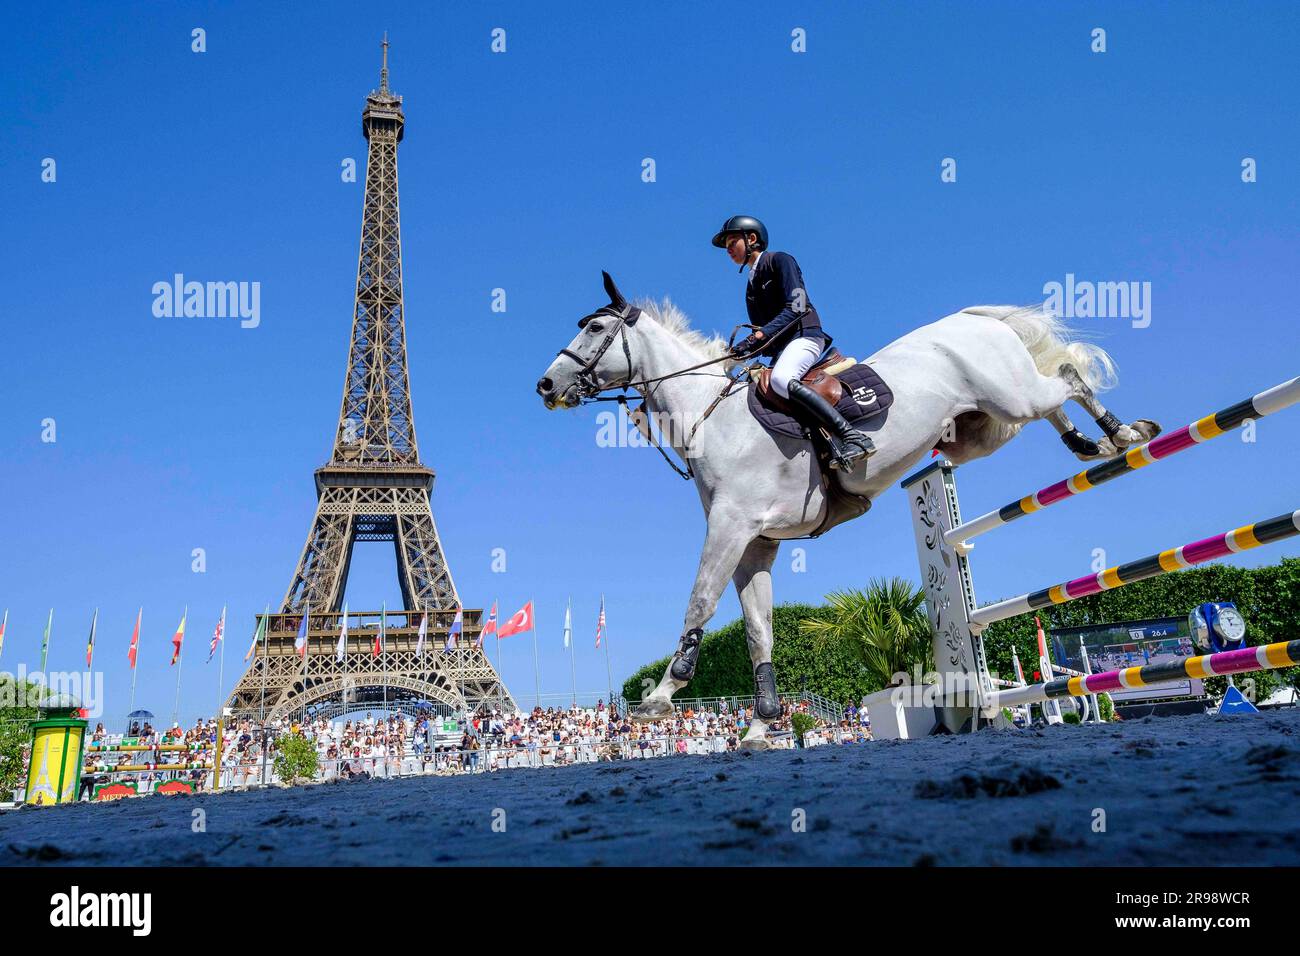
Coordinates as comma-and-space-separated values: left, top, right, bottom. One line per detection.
0, 675, 41, 796
790, 711, 818, 745
799, 578, 934, 688
272, 733, 320, 785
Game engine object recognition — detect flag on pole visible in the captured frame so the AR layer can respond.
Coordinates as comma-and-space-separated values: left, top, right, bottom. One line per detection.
170, 610, 187, 666
0, 609, 7, 661
295, 607, 309, 659
40, 609, 53, 672
415, 610, 428, 657
85, 608, 99, 668
445, 608, 462, 652
497, 601, 534, 638
563, 598, 572, 649
127, 608, 142, 668
595, 596, 606, 648
244, 610, 267, 662
373, 602, 386, 657
336, 602, 349, 660
206, 606, 226, 664
479, 601, 497, 648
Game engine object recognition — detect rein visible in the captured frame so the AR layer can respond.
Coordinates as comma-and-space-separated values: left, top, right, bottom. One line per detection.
557, 303, 751, 480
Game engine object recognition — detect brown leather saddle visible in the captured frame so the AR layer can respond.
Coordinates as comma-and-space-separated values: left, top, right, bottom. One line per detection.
751, 348, 852, 414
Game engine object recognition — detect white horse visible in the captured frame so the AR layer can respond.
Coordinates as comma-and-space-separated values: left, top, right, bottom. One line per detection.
536, 273, 1158, 750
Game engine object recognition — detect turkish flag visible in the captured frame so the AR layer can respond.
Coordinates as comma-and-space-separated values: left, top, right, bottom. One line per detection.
496, 601, 534, 638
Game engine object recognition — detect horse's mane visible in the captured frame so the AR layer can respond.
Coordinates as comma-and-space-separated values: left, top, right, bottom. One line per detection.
635, 297, 734, 363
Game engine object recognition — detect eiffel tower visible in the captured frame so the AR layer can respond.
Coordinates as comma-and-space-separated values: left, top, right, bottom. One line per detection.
227, 39, 516, 720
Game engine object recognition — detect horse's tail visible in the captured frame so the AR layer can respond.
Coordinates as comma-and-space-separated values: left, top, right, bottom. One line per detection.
966, 305, 1118, 392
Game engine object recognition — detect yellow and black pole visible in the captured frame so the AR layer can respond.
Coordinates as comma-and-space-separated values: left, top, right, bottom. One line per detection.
213, 711, 224, 792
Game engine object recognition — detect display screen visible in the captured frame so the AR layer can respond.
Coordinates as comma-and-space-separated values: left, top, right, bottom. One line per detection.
1050, 617, 1203, 702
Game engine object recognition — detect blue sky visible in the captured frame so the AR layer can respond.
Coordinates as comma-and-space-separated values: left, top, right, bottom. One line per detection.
2, 2, 1297, 726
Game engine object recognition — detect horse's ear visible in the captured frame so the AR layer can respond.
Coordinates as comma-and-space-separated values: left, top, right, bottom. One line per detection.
602, 270, 626, 309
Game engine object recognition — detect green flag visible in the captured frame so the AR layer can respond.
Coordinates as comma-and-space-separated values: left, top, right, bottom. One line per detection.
244, 607, 269, 662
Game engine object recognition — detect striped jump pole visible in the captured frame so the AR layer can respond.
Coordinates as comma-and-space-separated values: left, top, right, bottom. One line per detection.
945, 376, 1300, 550
991, 639, 1300, 709
969, 509, 1300, 628
902, 436, 1300, 738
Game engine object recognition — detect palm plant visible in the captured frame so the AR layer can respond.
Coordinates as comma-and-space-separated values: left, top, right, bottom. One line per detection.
799, 578, 933, 690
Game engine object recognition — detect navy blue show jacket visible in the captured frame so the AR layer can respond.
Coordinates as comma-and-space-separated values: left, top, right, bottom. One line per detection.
744, 250, 831, 358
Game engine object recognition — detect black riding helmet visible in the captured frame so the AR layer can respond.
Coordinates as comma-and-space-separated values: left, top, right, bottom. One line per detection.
711, 215, 768, 274
711, 215, 768, 250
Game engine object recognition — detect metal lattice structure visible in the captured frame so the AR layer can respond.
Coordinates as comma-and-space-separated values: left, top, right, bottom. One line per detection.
226, 41, 516, 719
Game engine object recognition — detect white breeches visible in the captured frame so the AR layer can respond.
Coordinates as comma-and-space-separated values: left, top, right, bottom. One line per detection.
769, 336, 825, 399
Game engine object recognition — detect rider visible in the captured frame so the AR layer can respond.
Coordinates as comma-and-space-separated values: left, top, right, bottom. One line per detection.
713, 215, 873, 472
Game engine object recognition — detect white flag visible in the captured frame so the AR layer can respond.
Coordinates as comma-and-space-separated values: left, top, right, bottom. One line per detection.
416, 611, 428, 657
336, 602, 349, 660
563, 597, 572, 649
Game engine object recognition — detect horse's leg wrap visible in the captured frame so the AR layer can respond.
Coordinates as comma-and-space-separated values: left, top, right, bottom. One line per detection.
669, 627, 704, 681
753, 662, 782, 720
1094, 410, 1123, 438
1060, 428, 1100, 457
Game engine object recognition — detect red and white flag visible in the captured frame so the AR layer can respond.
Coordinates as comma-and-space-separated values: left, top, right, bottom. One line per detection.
496, 600, 534, 638
595, 595, 607, 648
127, 608, 141, 669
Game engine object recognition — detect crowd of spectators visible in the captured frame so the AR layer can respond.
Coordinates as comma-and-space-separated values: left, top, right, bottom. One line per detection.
65, 696, 873, 797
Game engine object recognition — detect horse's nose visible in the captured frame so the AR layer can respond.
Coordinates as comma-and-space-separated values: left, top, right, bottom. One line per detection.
536, 377, 553, 396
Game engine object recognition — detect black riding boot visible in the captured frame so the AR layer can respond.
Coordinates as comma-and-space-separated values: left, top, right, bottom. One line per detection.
786, 379, 874, 472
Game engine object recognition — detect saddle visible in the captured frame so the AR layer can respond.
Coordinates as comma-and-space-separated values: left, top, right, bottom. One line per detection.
752, 348, 851, 410
746, 349, 896, 540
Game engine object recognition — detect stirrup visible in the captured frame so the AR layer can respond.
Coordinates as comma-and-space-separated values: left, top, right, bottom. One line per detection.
828, 434, 874, 472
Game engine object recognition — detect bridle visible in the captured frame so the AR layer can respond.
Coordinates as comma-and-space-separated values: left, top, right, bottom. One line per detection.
551, 299, 746, 480
556, 301, 640, 399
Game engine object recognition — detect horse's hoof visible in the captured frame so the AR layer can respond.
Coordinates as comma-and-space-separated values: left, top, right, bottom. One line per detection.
1131, 418, 1161, 443
629, 698, 673, 722
739, 736, 771, 752
1108, 418, 1163, 451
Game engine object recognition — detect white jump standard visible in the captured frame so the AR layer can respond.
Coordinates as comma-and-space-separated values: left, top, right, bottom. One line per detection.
900, 375, 1300, 737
